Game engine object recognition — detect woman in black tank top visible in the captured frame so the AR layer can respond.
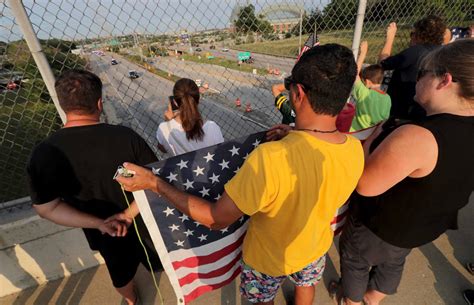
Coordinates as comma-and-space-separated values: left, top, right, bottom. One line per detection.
338, 39, 474, 305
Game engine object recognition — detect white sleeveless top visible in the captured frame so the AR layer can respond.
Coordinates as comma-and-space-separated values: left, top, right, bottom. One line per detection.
156, 119, 224, 156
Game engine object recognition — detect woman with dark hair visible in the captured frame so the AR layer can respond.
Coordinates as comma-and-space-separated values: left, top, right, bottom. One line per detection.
339, 39, 474, 305
379, 15, 446, 120
156, 78, 224, 156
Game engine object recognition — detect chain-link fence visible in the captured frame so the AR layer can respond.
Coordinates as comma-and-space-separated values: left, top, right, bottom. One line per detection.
1, 0, 472, 205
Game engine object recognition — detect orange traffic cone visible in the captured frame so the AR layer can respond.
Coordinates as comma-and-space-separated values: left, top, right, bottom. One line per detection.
235, 98, 241, 107
245, 103, 252, 112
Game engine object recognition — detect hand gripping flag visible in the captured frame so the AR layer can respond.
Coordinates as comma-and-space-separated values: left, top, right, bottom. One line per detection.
133, 128, 375, 303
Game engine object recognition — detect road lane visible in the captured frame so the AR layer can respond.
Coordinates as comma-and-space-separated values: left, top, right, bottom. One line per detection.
87, 53, 283, 158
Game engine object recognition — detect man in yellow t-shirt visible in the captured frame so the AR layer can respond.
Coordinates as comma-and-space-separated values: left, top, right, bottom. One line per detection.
117, 44, 364, 305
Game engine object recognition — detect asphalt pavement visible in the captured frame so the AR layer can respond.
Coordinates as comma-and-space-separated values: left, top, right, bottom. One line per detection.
88, 52, 283, 158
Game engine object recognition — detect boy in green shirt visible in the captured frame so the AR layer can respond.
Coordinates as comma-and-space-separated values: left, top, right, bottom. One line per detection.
350, 41, 391, 131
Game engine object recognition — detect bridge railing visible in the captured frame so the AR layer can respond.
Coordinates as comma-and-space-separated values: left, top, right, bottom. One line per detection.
1, 0, 471, 206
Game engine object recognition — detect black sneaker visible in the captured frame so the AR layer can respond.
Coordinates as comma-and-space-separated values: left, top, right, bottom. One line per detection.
328, 280, 343, 305
467, 262, 474, 275
464, 290, 474, 305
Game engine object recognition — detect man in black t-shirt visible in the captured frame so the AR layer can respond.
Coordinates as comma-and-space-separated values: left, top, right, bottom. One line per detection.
378, 16, 445, 120
27, 70, 160, 305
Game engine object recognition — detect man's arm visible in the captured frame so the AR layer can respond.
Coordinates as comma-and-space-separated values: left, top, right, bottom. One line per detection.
379, 22, 397, 62
34, 198, 127, 237
104, 200, 140, 227
356, 41, 368, 78
116, 163, 244, 230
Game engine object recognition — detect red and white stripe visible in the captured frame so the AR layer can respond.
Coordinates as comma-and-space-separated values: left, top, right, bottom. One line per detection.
331, 202, 350, 236
170, 223, 248, 303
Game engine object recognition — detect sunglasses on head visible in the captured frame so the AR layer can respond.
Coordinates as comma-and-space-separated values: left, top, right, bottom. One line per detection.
284, 76, 312, 91
417, 68, 458, 82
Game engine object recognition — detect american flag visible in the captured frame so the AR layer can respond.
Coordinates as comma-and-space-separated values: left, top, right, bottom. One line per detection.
296, 32, 320, 62
134, 128, 374, 304
133, 132, 264, 304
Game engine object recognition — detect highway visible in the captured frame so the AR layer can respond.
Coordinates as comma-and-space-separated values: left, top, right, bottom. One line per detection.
177, 44, 297, 75
88, 53, 283, 158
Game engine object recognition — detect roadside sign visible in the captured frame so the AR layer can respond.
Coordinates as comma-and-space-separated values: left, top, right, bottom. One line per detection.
238, 51, 251, 61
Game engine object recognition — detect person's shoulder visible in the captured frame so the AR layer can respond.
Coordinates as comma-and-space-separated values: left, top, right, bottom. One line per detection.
102, 124, 140, 136
383, 124, 436, 150
259, 132, 298, 154
203, 120, 222, 131
406, 44, 436, 56
204, 120, 219, 127
28, 137, 62, 164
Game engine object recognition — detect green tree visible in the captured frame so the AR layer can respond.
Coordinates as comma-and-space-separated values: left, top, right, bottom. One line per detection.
292, 9, 325, 34
322, 0, 358, 29
235, 5, 260, 33
365, 0, 473, 24
234, 4, 273, 34
0, 41, 7, 55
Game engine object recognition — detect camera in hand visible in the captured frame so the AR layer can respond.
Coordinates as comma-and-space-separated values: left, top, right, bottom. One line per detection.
113, 166, 135, 180
169, 96, 179, 111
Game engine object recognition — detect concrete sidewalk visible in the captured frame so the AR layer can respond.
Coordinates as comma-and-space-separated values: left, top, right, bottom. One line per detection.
1, 199, 473, 305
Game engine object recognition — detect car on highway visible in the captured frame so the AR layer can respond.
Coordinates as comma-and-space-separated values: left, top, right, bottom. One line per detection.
127, 70, 139, 79
222, 48, 229, 52
195, 47, 202, 52
92, 50, 104, 56
210, 45, 216, 50
111, 59, 118, 65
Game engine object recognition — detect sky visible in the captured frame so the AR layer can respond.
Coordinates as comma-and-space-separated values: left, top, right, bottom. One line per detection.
1, 0, 329, 42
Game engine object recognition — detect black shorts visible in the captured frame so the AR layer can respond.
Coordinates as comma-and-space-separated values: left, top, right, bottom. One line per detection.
96, 229, 162, 288
339, 215, 411, 302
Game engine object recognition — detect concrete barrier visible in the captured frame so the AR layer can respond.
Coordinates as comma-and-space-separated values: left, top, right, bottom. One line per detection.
0, 208, 104, 298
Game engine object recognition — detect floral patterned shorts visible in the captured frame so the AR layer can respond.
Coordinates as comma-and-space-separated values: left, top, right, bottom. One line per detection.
239, 255, 326, 303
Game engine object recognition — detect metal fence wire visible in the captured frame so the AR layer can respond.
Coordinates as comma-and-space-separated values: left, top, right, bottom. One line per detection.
0, 0, 472, 204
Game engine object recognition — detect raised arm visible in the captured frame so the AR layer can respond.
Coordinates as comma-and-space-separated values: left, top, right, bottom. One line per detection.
356, 41, 368, 80
379, 22, 397, 62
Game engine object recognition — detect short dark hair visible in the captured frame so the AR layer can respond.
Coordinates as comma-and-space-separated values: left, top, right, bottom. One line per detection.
290, 43, 357, 116
55, 69, 102, 114
360, 64, 384, 84
413, 15, 446, 46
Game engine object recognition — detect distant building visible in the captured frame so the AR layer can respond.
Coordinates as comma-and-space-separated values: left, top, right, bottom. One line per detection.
229, 3, 304, 33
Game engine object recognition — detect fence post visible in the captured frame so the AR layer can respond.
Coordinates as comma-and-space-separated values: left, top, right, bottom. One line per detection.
298, 8, 303, 54
9, 0, 66, 123
351, 0, 368, 60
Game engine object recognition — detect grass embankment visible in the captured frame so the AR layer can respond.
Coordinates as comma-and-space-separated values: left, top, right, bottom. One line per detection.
182, 53, 268, 75
237, 29, 411, 63
1, 40, 84, 202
